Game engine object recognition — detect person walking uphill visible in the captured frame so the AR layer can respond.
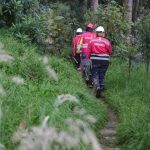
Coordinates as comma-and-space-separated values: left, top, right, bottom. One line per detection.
80, 23, 96, 59
80, 23, 96, 84
88, 26, 112, 98
71, 28, 83, 70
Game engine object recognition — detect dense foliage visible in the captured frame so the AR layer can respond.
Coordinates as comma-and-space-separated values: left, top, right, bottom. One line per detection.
106, 59, 150, 150
0, 0, 150, 150
85, 2, 130, 49
0, 0, 81, 55
135, 11, 150, 76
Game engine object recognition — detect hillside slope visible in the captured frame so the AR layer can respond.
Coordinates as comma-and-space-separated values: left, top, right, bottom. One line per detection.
0, 29, 107, 150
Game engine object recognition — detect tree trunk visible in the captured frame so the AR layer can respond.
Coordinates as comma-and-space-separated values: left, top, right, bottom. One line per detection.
91, 0, 99, 12
123, 0, 133, 80
132, 0, 139, 22
139, 0, 143, 6
128, 0, 133, 21
122, 0, 133, 21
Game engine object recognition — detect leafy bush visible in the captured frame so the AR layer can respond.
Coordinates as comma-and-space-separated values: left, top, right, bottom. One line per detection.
0, 0, 41, 26
0, 1, 78, 55
0, 0, 22, 26
84, 2, 130, 49
44, 2, 73, 55
85, 2, 142, 79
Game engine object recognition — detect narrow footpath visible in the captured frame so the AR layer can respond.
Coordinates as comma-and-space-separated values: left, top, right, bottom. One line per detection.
84, 72, 120, 150
100, 106, 120, 150
98, 97, 120, 150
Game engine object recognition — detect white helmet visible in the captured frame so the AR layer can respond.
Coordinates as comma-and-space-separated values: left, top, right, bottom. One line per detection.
96, 26, 105, 32
76, 28, 83, 33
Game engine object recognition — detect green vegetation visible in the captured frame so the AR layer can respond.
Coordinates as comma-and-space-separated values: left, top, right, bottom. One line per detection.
0, 0, 81, 55
136, 12, 150, 77
85, 2, 130, 48
106, 59, 150, 150
0, 29, 107, 149
1, 0, 150, 150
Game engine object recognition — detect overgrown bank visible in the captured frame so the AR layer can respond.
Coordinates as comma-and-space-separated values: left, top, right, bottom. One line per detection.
0, 29, 107, 150
1, 28, 150, 150
106, 59, 150, 150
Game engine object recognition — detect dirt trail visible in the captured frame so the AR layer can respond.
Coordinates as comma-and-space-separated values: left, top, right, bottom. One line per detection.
99, 97, 120, 150
85, 73, 120, 150
89, 81, 120, 149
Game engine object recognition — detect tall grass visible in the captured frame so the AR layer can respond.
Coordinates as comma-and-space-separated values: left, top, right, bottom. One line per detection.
0, 29, 107, 150
106, 58, 150, 150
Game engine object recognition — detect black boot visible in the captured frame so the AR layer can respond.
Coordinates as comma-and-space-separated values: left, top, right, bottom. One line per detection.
96, 87, 101, 98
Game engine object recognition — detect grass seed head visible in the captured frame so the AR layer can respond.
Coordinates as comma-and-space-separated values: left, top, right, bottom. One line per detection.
12, 128, 28, 143
75, 119, 88, 128
85, 115, 97, 123
41, 116, 50, 127
55, 94, 79, 107
65, 118, 87, 129
57, 131, 79, 148
12, 76, 24, 85
0, 143, 5, 150
0, 85, 6, 96
17, 126, 58, 150
0, 42, 4, 50
46, 66, 58, 81
73, 107, 87, 115
0, 54, 13, 62
43, 56, 49, 65
81, 133, 90, 145
65, 118, 102, 150
85, 129, 103, 150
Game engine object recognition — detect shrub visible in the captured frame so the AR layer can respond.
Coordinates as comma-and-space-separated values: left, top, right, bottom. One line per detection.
84, 1, 130, 49
0, 0, 78, 55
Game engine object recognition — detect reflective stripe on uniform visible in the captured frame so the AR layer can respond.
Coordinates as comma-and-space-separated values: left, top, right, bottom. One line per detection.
91, 39, 110, 46
90, 57, 110, 61
77, 44, 82, 49
82, 44, 88, 48
91, 54, 109, 57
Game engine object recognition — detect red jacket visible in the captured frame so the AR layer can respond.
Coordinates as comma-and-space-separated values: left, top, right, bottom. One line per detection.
88, 36, 112, 61
71, 35, 82, 57
80, 32, 96, 59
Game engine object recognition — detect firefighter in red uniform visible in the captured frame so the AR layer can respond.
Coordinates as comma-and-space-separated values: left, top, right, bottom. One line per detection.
80, 23, 96, 84
81, 23, 96, 59
71, 28, 83, 70
88, 26, 112, 97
